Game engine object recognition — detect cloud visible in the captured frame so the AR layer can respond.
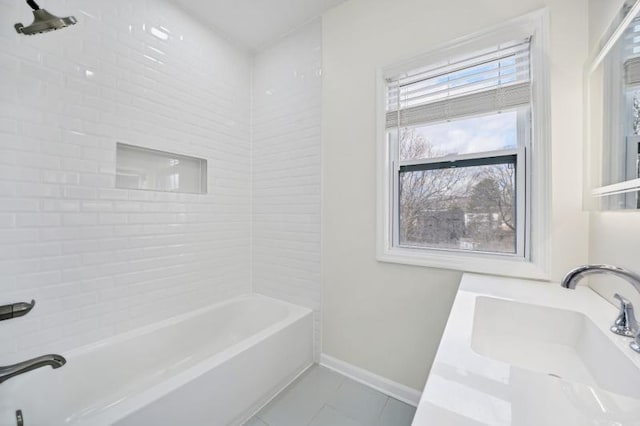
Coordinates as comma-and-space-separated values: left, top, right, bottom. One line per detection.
412, 111, 518, 157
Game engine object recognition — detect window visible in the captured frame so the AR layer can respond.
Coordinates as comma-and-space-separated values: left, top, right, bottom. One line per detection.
376, 12, 550, 278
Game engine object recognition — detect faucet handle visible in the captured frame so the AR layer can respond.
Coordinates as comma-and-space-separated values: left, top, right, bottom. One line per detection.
0, 300, 35, 322
611, 293, 638, 337
632, 332, 640, 353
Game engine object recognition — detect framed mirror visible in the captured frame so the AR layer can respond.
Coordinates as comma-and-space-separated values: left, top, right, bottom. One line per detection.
586, 0, 640, 210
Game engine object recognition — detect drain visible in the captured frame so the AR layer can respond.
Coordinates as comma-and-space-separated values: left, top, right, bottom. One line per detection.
548, 373, 562, 379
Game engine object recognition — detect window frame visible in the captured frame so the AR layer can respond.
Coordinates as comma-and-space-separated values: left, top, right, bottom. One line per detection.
375, 10, 551, 279
391, 109, 529, 258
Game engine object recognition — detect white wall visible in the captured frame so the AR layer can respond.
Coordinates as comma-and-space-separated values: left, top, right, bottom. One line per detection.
0, 0, 252, 363
251, 21, 323, 357
322, 0, 589, 390
587, 0, 640, 308
589, 212, 640, 306
588, 0, 623, 48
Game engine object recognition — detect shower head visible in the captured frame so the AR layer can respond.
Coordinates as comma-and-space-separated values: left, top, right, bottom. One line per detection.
14, 0, 77, 35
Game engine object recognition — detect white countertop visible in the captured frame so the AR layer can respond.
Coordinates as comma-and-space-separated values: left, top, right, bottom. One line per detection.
412, 274, 640, 426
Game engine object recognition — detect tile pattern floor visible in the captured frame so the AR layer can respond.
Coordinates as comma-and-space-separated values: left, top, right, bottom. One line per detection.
245, 365, 416, 426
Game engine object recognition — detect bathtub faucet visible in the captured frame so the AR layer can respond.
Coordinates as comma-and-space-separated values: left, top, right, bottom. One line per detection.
0, 354, 66, 384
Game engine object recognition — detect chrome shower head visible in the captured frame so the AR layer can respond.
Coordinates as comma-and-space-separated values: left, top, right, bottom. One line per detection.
14, 0, 77, 35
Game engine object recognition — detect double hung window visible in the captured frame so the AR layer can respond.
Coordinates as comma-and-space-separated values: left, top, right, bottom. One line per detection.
377, 13, 550, 277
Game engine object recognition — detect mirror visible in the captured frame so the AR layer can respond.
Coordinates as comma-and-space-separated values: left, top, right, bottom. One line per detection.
586, 0, 640, 210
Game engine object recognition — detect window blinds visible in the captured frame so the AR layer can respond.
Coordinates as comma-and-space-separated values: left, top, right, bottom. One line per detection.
626, 57, 640, 86
625, 20, 640, 86
386, 39, 532, 129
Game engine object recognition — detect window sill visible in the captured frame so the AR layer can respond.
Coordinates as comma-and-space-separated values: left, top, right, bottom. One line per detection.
377, 247, 549, 280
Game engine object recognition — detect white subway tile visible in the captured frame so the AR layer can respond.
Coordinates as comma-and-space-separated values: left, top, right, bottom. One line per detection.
42, 200, 81, 212
16, 213, 62, 227
0, 213, 15, 227
252, 21, 322, 358
17, 271, 63, 288
0, 228, 40, 243
62, 213, 98, 226
0, 0, 316, 366
17, 242, 61, 258
63, 186, 98, 200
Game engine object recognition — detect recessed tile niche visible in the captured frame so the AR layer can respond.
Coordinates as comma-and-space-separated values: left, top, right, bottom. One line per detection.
116, 143, 208, 194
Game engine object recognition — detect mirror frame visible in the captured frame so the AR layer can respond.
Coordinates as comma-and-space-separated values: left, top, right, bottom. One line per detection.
586, 0, 640, 204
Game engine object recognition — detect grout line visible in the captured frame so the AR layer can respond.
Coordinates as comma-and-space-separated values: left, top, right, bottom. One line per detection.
321, 369, 388, 426
255, 415, 270, 426
241, 362, 314, 425
306, 403, 329, 426
250, 366, 413, 426
378, 396, 391, 421
249, 54, 255, 295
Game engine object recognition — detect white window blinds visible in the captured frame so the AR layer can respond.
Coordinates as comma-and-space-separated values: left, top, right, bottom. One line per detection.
625, 19, 640, 86
626, 57, 640, 86
386, 39, 532, 129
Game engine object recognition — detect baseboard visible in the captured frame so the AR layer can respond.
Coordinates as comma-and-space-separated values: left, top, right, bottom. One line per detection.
319, 354, 422, 407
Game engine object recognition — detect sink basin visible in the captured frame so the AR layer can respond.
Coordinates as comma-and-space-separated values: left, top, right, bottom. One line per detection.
415, 274, 640, 426
471, 296, 640, 398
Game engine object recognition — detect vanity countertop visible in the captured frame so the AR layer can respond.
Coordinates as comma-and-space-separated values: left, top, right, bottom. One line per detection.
412, 273, 640, 426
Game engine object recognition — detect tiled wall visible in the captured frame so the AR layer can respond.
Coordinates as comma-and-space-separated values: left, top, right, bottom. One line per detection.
0, 0, 252, 363
252, 21, 323, 357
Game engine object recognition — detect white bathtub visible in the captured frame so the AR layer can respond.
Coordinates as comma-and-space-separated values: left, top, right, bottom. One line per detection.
0, 295, 313, 426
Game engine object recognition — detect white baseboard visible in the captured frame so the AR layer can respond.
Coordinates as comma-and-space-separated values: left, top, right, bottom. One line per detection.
319, 354, 422, 407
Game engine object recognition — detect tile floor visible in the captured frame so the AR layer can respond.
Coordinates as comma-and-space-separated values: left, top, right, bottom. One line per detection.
245, 365, 416, 426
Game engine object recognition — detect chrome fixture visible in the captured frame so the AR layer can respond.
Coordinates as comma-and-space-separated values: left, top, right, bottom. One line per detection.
0, 300, 35, 322
15, 410, 23, 426
14, 0, 77, 35
562, 264, 640, 353
562, 264, 640, 290
0, 354, 66, 384
632, 333, 640, 354
611, 293, 638, 337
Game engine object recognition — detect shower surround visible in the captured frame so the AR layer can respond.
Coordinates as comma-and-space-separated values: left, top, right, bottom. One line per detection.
0, 0, 253, 363
0, 0, 323, 365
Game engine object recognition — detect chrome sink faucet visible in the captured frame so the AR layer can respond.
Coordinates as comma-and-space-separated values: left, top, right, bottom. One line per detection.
562, 264, 640, 353
0, 354, 66, 384
561, 264, 640, 291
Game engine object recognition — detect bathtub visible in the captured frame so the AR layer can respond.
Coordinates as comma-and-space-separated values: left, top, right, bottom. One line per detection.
0, 294, 313, 426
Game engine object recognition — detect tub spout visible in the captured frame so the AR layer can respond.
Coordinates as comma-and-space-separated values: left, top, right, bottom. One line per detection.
0, 354, 66, 384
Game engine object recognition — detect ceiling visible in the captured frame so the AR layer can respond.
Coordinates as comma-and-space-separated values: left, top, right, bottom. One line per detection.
171, 0, 346, 51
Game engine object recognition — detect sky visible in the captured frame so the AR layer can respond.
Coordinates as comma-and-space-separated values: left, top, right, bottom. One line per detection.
405, 111, 519, 160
